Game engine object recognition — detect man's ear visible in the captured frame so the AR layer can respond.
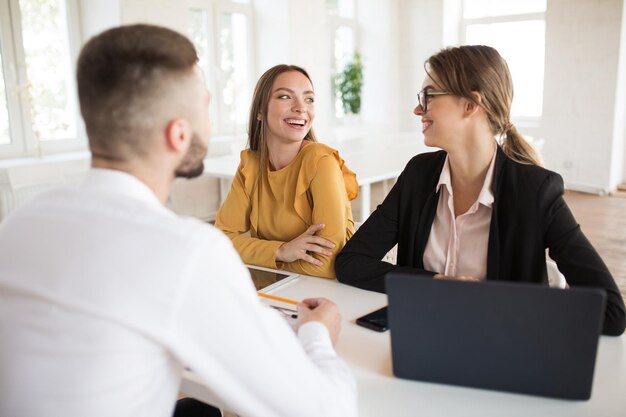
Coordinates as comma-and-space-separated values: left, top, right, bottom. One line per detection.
164, 118, 192, 154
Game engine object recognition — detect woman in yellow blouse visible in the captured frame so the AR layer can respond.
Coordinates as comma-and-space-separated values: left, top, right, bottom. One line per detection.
215, 64, 358, 278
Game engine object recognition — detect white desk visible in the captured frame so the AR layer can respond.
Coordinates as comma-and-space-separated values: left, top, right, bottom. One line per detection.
203, 137, 426, 222
181, 275, 626, 417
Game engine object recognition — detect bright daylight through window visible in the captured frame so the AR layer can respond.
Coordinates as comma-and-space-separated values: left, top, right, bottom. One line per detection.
463, 0, 547, 119
0, 0, 80, 158
19, 0, 77, 141
187, 1, 251, 135
327, 0, 357, 120
218, 11, 249, 134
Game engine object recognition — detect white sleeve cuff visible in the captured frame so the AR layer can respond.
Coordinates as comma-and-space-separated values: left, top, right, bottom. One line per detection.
297, 321, 335, 354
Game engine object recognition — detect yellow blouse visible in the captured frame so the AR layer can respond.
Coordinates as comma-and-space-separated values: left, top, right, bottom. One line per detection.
215, 141, 358, 278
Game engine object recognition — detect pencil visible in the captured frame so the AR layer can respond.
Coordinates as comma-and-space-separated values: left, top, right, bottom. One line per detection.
257, 292, 299, 305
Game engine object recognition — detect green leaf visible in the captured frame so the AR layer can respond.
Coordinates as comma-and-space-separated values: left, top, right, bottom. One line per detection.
334, 51, 364, 115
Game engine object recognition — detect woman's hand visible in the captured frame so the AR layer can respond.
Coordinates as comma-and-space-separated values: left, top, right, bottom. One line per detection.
276, 224, 335, 266
433, 273, 480, 282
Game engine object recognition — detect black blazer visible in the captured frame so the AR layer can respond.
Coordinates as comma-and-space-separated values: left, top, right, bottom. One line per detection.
336, 147, 626, 336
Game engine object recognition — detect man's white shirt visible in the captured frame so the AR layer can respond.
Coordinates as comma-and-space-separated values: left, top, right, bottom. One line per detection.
0, 168, 356, 417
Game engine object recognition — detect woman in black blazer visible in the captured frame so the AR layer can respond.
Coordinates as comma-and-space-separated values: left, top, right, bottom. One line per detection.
335, 45, 625, 336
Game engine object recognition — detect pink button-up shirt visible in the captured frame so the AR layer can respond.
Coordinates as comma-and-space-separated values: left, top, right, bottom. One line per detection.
422, 148, 497, 279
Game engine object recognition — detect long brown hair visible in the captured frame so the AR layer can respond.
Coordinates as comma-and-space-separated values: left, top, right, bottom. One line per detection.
426, 45, 542, 166
247, 65, 317, 182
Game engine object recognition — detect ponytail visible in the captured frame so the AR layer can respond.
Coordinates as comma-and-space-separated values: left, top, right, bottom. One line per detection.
500, 125, 543, 167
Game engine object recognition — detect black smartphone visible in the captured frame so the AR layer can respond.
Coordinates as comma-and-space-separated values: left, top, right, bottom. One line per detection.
356, 306, 389, 332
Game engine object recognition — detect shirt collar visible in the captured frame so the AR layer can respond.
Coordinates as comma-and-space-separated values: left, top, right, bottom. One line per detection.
83, 168, 168, 212
476, 147, 497, 207
435, 145, 497, 208
436, 156, 452, 195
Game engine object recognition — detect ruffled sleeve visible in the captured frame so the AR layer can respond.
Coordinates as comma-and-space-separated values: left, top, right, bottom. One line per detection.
293, 143, 358, 225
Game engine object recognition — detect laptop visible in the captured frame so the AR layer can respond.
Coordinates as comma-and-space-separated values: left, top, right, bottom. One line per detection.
385, 273, 606, 400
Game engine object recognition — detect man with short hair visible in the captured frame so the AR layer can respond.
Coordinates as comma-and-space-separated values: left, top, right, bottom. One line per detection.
0, 24, 356, 417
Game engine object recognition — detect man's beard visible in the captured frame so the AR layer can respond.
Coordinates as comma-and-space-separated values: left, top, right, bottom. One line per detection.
175, 132, 207, 179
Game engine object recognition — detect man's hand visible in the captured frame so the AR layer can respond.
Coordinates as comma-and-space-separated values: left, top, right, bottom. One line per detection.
276, 224, 335, 266
296, 297, 342, 345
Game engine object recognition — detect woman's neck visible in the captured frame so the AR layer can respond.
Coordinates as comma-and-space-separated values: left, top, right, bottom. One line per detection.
447, 137, 497, 190
266, 139, 305, 171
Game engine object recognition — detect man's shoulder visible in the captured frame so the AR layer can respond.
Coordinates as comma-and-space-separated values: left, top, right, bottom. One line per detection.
167, 215, 229, 245
1, 186, 77, 223
7, 185, 225, 246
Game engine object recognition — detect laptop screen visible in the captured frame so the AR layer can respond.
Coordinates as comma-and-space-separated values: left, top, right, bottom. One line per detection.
386, 273, 606, 400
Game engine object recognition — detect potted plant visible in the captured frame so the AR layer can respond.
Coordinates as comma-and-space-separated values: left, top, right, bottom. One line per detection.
335, 51, 363, 115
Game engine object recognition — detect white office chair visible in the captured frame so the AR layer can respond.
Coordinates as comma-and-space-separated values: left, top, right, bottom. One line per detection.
546, 260, 567, 288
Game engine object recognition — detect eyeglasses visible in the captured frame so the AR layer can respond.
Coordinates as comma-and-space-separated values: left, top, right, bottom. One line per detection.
417, 89, 451, 113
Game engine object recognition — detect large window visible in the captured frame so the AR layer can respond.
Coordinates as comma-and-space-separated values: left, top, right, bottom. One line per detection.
187, 0, 253, 136
0, 0, 82, 158
327, 0, 358, 120
462, 0, 546, 124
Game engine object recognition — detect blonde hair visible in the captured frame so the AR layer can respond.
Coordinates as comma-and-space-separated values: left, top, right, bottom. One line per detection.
426, 45, 542, 166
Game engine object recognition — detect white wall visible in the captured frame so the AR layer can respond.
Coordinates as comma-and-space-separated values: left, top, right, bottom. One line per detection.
119, 0, 187, 33
252, 0, 289, 77
618, 2, 626, 185
357, 0, 400, 131
80, 0, 121, 39
397, 0, 445, 133
542, 0, 625, 193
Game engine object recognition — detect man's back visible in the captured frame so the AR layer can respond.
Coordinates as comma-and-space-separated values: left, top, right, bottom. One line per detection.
0, 169, 219, 416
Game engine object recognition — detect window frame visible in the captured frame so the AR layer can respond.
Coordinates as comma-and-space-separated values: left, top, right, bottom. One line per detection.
0, 0, 85, 160
188, 0, 254, 136
328, 2, 359, 123
0, 0, 34, 158
215, 0, 255, 135
188, 0, 220, 133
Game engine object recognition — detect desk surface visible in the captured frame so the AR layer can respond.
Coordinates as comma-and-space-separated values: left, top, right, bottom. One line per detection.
181, 275, 626, 417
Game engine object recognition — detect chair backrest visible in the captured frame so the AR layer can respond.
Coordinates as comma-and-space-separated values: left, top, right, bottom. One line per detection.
546, 260, 567, 288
